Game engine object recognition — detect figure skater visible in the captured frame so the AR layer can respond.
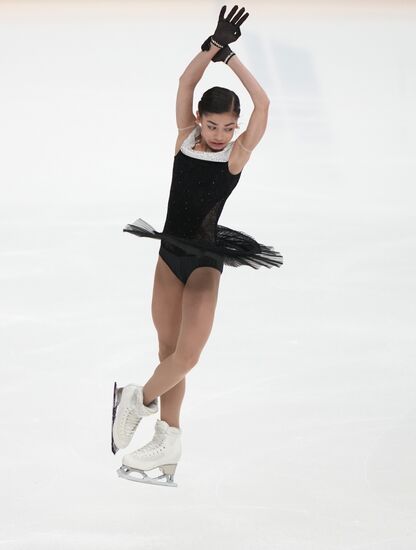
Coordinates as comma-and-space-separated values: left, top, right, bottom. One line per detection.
112, 4, 283, 487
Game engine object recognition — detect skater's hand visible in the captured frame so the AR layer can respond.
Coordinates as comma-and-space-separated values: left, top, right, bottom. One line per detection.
211, 44, 236, 64
201, 5, 249, 51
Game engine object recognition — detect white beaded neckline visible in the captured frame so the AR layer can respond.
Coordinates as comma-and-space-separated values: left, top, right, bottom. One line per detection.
180, 124, 235, 162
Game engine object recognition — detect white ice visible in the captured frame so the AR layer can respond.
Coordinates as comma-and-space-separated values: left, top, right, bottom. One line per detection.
1, 1, 415, 549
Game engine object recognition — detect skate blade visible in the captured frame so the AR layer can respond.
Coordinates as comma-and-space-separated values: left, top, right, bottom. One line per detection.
117, 465, 178, 488
111, 381, 123, 454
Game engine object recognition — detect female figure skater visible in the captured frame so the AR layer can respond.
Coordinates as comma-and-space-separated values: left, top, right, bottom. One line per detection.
112, 5, 283, 487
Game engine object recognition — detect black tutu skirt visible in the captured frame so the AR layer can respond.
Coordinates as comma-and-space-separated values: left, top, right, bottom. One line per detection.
123, 218, 283, 269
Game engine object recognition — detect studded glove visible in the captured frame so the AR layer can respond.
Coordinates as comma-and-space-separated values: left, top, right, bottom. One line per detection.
201, 4, 249, 51
211, 44, 236, 64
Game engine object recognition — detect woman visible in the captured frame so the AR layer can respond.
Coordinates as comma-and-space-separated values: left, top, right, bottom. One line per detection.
112, 5, 283, 487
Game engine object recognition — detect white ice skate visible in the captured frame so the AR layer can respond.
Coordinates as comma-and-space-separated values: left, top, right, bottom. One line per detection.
117, 419, 182, 487
111, 381, 158, 454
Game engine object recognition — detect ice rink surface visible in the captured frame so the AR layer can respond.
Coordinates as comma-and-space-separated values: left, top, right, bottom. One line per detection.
1, 1, 415, 548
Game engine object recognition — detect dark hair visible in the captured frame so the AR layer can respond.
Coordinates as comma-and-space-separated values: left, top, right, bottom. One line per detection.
198, 86, 240, 119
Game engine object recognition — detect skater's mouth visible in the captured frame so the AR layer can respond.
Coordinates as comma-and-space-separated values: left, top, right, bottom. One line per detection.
211, 142, 225, 147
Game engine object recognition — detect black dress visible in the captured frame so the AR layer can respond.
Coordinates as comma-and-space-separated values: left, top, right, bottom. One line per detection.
123, 125, 283, 269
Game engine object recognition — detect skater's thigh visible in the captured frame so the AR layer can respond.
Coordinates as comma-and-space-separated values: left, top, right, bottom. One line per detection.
151, 254, 184, 350
175, 267, 221, 364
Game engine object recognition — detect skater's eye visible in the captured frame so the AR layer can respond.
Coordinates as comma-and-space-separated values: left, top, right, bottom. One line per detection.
208, 126, 233, 132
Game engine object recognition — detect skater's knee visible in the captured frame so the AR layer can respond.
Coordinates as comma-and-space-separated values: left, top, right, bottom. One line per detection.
173, 349, 200, 372
158, 342, 176, 362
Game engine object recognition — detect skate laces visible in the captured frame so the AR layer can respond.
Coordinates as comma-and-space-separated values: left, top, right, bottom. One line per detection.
132, 433, 166, 457
122, 407, 140, 437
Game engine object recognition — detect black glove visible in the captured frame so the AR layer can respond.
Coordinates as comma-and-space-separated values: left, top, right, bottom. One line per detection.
201, 5, 249, 51
212, 44, 236, 64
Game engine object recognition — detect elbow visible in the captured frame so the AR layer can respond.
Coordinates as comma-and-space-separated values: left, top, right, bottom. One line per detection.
255, 97, 270, 109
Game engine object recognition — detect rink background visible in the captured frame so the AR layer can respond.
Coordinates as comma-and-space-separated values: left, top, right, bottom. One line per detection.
1, 1, 416, 549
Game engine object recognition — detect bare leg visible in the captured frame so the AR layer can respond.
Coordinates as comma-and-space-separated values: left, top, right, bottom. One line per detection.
158, 348, 186, 429
142, 351, 192, 406
150, 255, 186, 429
145, 264, 221, 411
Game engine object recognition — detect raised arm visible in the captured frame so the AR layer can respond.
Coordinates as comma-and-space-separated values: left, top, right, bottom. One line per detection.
175, 5, 250, 137
226, 54, 270, 154
176, 46, 221, 133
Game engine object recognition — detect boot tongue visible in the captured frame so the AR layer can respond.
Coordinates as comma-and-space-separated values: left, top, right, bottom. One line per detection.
129, 388, 139, 407
155, 420, 182, 436
155, 420, 170, 433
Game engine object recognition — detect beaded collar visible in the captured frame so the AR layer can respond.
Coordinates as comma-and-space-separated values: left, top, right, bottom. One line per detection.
180, 124, 235, 162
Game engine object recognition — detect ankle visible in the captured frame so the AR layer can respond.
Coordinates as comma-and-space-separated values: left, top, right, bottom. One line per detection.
160, 417, 180, 429
142, 386, 154, 407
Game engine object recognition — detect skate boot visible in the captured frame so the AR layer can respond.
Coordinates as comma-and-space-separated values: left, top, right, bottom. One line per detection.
117, 419, 182, 487
111, 382, 158, 454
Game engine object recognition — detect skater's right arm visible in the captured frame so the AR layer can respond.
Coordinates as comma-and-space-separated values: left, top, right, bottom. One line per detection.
175, 48, 221, 133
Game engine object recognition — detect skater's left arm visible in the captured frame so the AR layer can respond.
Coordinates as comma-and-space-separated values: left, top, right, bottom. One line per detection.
226, 55, 270, 154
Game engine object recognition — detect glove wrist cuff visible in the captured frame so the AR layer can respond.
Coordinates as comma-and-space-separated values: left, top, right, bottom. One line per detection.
224, 51, 236, 64
210, 36, 224, 49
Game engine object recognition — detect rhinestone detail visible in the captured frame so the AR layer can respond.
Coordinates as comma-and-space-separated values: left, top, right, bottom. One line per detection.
180, 125, 235, 162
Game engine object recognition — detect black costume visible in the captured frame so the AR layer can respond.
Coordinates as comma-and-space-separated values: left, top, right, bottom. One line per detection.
123, 124, 283, 284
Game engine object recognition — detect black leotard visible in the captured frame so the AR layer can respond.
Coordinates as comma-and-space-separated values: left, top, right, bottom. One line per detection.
123, 125, 283, 269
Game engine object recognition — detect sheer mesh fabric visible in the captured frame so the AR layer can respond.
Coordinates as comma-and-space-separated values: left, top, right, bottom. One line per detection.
123, 218, 283, 269
123, 135, 283, 269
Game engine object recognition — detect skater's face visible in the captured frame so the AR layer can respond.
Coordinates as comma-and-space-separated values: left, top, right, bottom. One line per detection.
196, 112, 239, 151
